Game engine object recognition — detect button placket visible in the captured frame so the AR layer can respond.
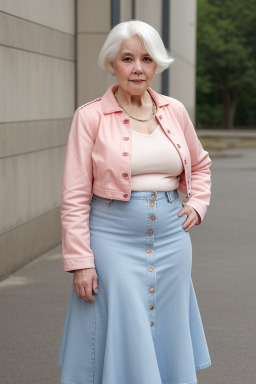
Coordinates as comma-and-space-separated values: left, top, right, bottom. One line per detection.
156, 125, 191, 201
146, 192, 157, 336
120, 118, 131, 200
186, 179, 191, 198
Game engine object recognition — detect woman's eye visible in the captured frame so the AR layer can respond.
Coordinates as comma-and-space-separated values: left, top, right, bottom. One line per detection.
143, 56, 153, 62
123, 57, 132, 62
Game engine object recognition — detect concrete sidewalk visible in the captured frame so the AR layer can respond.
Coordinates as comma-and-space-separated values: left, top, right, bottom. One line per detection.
0, 244, 71, 384
1, 147, 256, 384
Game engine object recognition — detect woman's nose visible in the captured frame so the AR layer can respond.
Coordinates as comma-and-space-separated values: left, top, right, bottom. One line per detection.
133, 60, 143, 74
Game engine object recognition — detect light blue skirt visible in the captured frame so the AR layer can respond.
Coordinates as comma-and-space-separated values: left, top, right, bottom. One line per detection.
58, 190, 211, 384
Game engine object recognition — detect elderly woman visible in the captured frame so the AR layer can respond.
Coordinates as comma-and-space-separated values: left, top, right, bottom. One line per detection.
58, 20, 212, 384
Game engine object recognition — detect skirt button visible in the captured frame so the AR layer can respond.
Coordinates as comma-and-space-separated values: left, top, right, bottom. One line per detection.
151, 321, 154, 326
150, 305, 154, 310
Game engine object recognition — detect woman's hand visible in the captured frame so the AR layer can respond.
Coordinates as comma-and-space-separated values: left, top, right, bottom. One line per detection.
73, 268, 98, 303
177, 205, 200, 231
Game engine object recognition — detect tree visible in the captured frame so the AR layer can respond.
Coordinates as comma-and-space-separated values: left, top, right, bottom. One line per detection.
197, 0, 256, 129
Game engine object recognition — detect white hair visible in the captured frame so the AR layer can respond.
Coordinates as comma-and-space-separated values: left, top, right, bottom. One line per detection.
98, 20, 174, 74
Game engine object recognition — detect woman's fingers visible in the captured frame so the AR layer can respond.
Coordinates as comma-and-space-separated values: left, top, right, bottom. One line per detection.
73, 268, 98, 303
84, 282, 95, 302
182, 210, 196, 231
77, 282, 93, 302
92, 275, 98, 294
177, 206, 200, 231
183, 216, 197, 231
79, 284, 90, 302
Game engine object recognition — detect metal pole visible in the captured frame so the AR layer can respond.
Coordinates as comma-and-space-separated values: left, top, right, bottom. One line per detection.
111, 0, 121, 28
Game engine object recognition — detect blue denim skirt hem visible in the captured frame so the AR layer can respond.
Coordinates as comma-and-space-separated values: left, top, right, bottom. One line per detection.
58, 190, 211, 384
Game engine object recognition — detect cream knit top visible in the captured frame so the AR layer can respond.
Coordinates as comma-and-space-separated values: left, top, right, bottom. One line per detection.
131, 125, 184, 191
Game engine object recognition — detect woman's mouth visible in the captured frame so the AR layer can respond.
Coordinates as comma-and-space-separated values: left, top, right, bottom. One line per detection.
129, 79, 145, 84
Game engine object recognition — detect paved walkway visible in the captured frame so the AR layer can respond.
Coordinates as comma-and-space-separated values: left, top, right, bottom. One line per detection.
0, 147, 255, 384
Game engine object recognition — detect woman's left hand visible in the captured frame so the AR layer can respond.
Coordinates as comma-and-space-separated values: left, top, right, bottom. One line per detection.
177, 205, 200, 231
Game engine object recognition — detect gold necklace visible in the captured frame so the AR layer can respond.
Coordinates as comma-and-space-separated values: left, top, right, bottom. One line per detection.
114, 91, 156, 122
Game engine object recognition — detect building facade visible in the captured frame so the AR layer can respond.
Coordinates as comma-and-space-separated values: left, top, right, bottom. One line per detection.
0, 0, 197, 278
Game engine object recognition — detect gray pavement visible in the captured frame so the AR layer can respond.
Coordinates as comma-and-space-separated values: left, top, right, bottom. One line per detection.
0, 147, 256, 384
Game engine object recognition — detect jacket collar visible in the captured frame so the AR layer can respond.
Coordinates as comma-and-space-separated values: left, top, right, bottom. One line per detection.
101, 84, 170, 114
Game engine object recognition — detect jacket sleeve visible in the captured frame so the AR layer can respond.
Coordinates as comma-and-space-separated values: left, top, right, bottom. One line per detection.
61, 107, 95, 272
181, 105, 212, 224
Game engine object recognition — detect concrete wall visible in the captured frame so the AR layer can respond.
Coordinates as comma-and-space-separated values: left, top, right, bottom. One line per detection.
76, 0, 112, 105
169, 0, 197, 122
0, 1, 76, 279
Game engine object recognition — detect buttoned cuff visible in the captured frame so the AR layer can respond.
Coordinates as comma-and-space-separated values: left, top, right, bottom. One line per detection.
63, 257, 95, 272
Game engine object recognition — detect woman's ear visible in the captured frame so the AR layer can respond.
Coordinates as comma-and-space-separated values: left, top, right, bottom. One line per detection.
109, 62, 115, 75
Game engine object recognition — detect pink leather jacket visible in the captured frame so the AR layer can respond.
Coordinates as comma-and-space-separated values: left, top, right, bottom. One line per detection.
61, 84, 212, 272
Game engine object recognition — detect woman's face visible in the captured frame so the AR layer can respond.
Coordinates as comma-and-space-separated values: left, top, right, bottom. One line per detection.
111, 35, 157, 97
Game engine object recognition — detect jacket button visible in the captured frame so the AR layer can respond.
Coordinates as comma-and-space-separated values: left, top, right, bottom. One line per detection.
147, 230, 154, 236
159, 115, 163, 119
123, 193, 129, 198
122, 152, 129, 156
184, 159, 187, 164
150, 305, 154, 310
148, 267, 153, 272
146, 248, 152, 253
122, 137, 129, 141
151, 321, 154, 326
167, 129, 170, 133
123, 119, 129, 124
149, 201, 155, 207
150, 287, 155, 293
122, 172, 128, 178
150, 215, 156, 221
177, 143, 181, 148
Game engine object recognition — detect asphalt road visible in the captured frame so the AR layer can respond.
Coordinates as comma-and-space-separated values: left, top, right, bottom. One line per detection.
0, 147, 255, 384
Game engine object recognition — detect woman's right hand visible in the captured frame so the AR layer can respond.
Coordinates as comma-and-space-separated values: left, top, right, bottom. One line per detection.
73, 268, 98, 303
